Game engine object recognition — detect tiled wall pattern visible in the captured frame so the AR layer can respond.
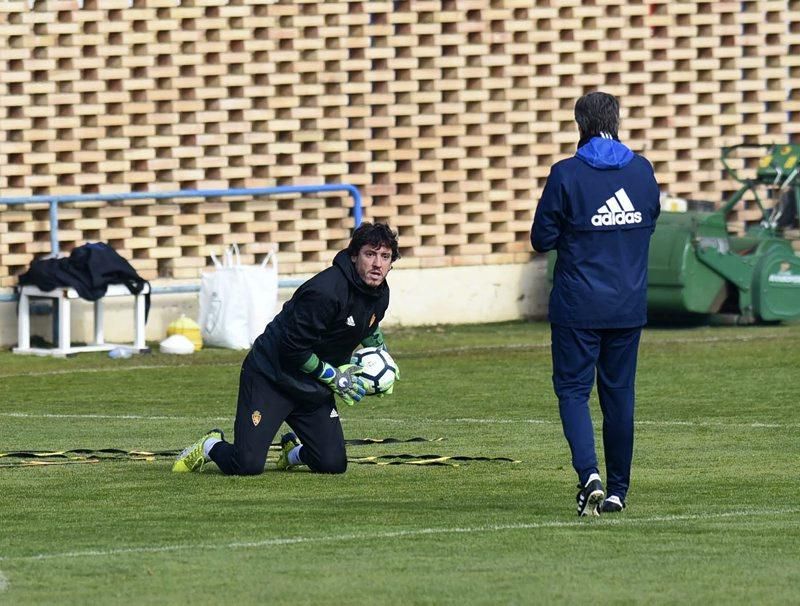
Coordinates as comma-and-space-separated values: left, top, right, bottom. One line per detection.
1, 0, 799, 286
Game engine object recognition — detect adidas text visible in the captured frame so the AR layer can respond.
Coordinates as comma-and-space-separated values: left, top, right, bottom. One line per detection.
591, 187, 642, 227
591, 211, 642, 226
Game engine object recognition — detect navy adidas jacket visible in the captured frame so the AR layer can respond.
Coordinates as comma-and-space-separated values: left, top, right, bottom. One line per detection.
249, 249, 389, 406
531, 137, 660, 328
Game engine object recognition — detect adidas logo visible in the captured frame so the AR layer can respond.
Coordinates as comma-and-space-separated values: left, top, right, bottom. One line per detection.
346, 316, 355, 327
591, 188, 642, 226
329, 408, 339, 418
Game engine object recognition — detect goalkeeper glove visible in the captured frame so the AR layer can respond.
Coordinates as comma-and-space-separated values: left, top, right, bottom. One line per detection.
302, 355, 367, 406
375, 381, 394, 398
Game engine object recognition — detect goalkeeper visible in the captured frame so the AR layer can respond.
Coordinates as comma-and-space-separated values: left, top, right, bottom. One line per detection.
173, 222, 400, 475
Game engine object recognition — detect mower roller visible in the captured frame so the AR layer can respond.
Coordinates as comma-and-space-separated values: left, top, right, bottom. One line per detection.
648, 143, 800, 323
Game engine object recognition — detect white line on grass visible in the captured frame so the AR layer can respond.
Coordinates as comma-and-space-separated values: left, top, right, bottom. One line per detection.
1, 411, 799, 430
0, 569, 8, 592
0, 412, 229, 422
0, 362, 234, 379
384, 332, 795, 357
0, 331, 792, 379
1, 507, 797, 563
366, 417, 800, 430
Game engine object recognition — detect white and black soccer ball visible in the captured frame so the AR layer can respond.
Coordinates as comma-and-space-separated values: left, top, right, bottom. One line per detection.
351, 346, 398, 395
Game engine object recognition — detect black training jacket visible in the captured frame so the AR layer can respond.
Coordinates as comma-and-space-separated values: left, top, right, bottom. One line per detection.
18, 241, 151, 318
248, 249, 390, 406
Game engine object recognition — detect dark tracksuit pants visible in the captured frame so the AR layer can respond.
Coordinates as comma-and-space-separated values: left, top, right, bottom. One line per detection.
210, 353, 347, 475
550, 324, 642, 501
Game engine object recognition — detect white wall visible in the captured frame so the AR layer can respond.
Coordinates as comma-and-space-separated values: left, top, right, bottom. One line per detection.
0, 260, 550, 348
383, 260, 548, 326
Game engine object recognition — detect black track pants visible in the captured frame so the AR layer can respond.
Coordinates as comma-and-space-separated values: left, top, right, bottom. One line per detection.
210, 354, 347, 475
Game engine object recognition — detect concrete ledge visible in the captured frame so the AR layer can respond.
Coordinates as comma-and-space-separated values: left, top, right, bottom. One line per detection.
384, 259, 548, 326
0, 260, 549, 348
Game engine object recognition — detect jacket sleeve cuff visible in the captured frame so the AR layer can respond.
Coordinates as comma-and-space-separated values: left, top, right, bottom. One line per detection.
300, 353, 323, 375
360, 326, 385, 350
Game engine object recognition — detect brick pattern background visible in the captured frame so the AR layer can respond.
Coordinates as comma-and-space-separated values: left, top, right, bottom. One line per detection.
1, 0, 799, 287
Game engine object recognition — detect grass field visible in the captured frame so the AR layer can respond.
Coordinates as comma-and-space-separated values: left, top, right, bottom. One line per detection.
1, 321, 799, 605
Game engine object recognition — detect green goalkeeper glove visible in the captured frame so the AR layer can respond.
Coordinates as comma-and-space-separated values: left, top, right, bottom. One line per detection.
302, 355, 367, 406
375, 381, 395, 398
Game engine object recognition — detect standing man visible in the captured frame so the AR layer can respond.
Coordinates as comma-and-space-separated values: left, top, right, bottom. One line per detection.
173, 222, 400, 475
531, 92, 660, 516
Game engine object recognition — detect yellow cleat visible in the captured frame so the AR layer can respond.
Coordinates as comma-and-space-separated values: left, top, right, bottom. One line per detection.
172, 429, 224, 473
275, 432, 301, 470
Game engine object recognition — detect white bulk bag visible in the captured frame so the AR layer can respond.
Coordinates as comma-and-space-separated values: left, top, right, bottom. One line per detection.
198, 244, 278, 349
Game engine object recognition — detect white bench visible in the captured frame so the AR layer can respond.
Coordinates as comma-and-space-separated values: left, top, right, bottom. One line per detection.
14, 283, 150, 357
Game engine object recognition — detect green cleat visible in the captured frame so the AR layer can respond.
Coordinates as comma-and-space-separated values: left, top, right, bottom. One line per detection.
275, 432, 301, 470
172, 429, 224, 473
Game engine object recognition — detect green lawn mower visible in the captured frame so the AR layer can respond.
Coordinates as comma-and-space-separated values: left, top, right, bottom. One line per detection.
648, 143, 800, 323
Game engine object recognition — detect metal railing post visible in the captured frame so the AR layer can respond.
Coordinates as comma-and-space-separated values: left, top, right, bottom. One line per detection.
49, 200, 59, 256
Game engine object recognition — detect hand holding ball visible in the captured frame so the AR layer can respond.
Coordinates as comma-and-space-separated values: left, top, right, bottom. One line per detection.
350, 347, 398, 395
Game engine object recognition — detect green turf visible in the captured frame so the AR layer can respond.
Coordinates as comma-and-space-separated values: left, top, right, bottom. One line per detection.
1, 321, 799, 605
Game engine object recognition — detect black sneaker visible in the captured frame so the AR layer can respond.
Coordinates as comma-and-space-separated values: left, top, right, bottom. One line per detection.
600, 495, 626, 513
576, 473, 604, 517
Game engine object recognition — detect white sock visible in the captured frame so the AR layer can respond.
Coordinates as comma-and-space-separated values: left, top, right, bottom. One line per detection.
287, 445, 303, 466
586, 472, 602, 486
203, 437, 221, 460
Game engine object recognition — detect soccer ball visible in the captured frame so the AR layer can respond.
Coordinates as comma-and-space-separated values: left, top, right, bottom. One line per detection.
351, 347, 398, 395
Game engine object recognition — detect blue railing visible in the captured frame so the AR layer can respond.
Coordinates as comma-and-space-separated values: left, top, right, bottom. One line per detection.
0, 184, 363, 301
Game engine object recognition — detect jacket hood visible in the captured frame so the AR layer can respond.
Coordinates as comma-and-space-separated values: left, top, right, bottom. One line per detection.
332, 249, 387, 298
576, 137, 634, 170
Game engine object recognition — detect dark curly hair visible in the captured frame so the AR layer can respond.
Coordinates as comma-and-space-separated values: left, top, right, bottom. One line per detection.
574, 91, 620, 139
347, 222, 400, 261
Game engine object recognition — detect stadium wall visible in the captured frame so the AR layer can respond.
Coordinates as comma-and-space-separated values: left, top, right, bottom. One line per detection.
0, 260, 549, 347
1, 1, 799, 340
